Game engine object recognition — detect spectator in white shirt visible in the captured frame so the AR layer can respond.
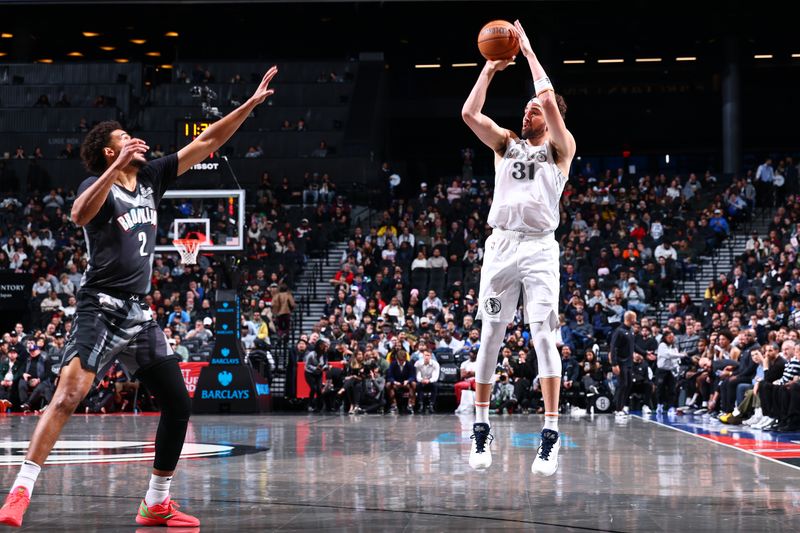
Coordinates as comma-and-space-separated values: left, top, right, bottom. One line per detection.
745, 231, 762, 252
422, 290, 443, 313
54, 273, 75, 296
31, 276, 52, 297
654, 241, 678, 262
381, 296, 405, 323
411, 251, 429, 271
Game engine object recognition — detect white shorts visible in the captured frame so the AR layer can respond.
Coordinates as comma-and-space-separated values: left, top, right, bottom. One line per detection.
476, 229, 560, 329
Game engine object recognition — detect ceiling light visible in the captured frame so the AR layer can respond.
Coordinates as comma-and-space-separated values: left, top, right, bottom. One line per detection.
676, 56, 697, 61
67, 52, 83, 57
129, 39, 146, 45
635, 58, 662, 63
37, 59, 53, 64
82, 32, 100, 38
114, 58, 129, 63
792, 53, 800, 58
1, 33, 12, 39
563, 59, 585, 64
597, 58, 624, 64
414, 64, 440, 69
0, 52, 6, 57
165, 32, 179, 38
146, 51, 161, 57
100, 46, 115, 51
159, 64, 173, 69
451, 63, 478, 68
754, 54, 773, 59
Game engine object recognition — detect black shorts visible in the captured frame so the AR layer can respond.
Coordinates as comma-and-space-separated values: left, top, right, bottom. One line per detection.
63, 288, 178, 376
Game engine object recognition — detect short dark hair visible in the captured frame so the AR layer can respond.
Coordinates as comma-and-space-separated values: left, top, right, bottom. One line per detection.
554, 93, 567, 120
80, 120, 123, 175
531, 93, 568, 120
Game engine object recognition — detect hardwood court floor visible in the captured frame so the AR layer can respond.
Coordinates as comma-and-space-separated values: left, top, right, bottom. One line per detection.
0, 411, 798, 532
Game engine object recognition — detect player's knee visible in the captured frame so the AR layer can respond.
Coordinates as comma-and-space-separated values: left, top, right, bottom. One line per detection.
51, 389, 84, 415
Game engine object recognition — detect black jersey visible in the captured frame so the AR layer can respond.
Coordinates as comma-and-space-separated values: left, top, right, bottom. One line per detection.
78, 154, 178, 295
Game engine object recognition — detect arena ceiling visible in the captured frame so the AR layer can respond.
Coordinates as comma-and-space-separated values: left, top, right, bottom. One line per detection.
0, 1, 796, 67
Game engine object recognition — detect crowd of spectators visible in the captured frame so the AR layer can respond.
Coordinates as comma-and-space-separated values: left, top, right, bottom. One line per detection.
0, 155, 354, 412
2, 113, 799, 428
292, 154, 800, 430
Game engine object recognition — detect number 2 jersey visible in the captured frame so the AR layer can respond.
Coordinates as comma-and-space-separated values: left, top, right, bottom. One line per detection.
487, 137, 568, 234
77, 154, 178, 295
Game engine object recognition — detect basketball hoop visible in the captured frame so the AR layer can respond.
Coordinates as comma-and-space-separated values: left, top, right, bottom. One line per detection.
173, 238, 203, 265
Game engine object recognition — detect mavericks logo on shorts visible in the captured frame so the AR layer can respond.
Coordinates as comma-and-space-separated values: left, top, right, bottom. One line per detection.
484, 297, 502, 316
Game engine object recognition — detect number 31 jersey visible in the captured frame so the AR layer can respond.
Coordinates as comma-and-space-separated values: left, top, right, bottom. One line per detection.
77, 153, 178, 295
487, 138, 568, 234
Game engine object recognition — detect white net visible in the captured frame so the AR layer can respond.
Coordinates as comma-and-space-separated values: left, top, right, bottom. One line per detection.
173, 239, 202, 265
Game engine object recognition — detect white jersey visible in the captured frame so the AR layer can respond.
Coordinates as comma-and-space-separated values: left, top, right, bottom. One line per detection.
487, 138, 568, 234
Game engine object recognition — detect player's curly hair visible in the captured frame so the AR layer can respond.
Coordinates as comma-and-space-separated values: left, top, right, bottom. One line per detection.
80, 120, 123, 175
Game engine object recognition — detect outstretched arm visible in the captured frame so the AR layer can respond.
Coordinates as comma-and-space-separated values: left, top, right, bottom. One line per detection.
461, 59, 515, 156
177, 66, 278, 175
513, 20, 576, 170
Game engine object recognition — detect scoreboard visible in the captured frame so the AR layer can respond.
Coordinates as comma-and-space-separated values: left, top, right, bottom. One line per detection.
175, 119, 219, 172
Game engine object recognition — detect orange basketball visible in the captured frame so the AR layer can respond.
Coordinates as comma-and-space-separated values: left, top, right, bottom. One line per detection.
477, 20, 519, 61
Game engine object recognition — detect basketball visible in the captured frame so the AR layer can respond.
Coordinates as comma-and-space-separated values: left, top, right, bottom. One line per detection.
477, 20, 519, 61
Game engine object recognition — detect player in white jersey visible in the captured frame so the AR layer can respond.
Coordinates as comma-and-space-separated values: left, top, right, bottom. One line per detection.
461, 20, 576, 476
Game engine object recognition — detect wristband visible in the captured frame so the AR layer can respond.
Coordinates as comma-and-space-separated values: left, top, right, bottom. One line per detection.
534, 76, 554, 96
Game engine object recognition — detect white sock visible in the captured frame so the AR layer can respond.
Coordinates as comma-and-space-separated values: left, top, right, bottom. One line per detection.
543, 413, 559, 432
144, 474, 172, 507
754, 407, 762, 418
11, 460, 41, 496
475, 402, 490, 425
732, 407, 741, 417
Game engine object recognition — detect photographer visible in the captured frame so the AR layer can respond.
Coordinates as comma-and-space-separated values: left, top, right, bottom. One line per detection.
343, 351, 367, 414
630, 352, 655, 412
508, 348, 537, 413
18, 345, 49, 412
304, 339, 329, 413
491, 372, 517, 415
0, 347, 24, 411
82, 366, 117, 414
359, 365, 385, 414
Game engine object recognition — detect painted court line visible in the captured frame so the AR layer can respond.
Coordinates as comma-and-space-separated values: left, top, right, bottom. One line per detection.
635, 415, 800, 473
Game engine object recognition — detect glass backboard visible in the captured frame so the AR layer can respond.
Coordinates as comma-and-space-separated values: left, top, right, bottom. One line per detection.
155, 189, 245, 253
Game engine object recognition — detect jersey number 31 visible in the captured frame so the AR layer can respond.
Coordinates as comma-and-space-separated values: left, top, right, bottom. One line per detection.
511, 162, 536, 181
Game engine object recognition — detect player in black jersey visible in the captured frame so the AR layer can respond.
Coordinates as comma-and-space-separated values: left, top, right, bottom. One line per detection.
0, 66, 278, 529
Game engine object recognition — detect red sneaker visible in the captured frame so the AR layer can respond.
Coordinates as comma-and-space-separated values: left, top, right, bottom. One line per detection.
0, 486, 31, 527
135, 497, 200, 527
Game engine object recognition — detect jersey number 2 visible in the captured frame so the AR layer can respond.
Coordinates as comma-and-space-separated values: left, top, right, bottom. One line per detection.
137, 231, 147, 256
511, 161, 536, 181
